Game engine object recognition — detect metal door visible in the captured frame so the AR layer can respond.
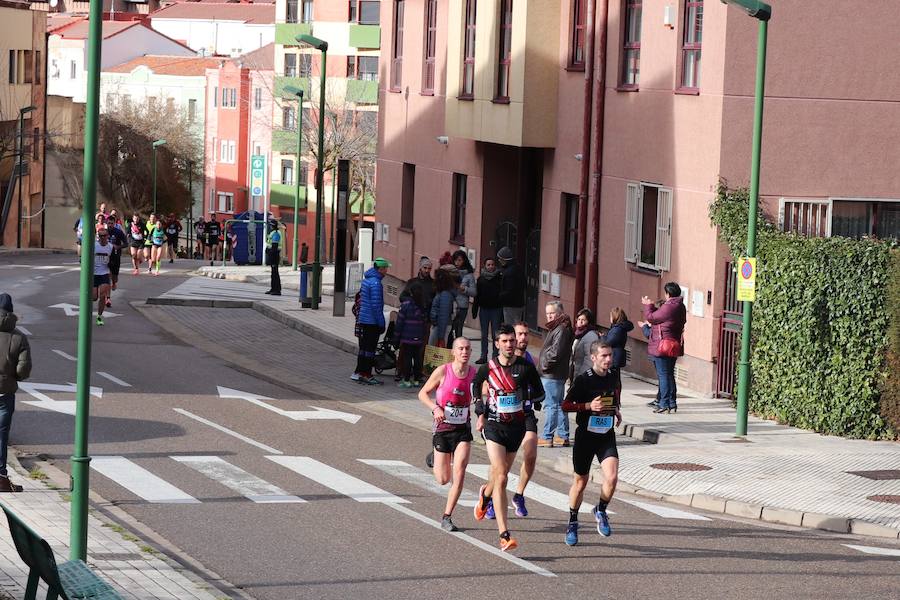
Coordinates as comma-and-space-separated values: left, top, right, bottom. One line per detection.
494, 221, 517, 256
715, 261, 742, 398
524, 228, 541, 328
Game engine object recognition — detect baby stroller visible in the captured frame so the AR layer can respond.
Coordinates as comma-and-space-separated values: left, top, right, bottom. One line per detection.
373, 315, 398, 375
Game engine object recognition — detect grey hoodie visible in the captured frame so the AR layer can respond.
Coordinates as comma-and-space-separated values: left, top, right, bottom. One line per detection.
0, 311, 31, 395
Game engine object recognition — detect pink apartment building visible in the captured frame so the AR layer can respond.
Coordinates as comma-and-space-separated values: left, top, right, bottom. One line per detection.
375, 0, 900, 394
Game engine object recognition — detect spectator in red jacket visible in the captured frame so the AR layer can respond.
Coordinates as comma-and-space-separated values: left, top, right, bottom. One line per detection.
641, 283, 687, 414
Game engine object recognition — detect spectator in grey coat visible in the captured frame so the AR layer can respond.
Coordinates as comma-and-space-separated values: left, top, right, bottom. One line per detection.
569, 308, 601, 381
450, 250, 476, 341
0, 294, 31, 492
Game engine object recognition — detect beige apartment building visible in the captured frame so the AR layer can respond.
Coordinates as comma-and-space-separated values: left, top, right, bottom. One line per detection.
374, 0, 900, 394
0, 0, 46, 248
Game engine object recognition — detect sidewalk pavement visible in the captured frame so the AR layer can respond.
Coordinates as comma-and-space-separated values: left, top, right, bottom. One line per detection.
143, 266, 900, 540
0, 455, 236, 600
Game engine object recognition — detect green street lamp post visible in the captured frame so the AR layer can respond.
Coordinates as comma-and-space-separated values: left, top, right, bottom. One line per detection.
284, 85, 305, 270
152, 139, 167, 214
71, 0, 104, 562
721, 0, 771, 437
16, 105, 35, 248
296, 33, 328, 309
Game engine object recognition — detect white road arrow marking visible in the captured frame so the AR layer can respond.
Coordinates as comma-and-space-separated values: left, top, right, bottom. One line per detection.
17, 326, 31, 336
18, 382, 103, 415
48, 303, 121, 318
217, 386, 361, 423
52, 349, 76, 361
843, 544, 900, 557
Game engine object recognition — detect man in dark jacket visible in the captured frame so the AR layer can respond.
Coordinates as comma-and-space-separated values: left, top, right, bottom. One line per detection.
497, 247, 525, 326
353, 258, 390, 385
538, 301, 574, 447
0, 294, 31, 492
403, 257, 435, 317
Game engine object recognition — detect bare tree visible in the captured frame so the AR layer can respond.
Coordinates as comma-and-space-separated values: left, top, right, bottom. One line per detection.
97, 97, 202, 216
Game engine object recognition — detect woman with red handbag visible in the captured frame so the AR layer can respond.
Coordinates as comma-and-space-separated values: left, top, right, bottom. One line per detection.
641, 282, 687, 414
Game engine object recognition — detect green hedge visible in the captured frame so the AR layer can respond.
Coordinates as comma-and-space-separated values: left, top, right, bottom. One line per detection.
709, 182, 898, 439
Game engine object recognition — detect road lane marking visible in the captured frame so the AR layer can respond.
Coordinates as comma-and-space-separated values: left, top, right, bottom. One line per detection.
616, 498, 710, 521
385, 503, 556, 578
18, 382, 102, 415
217, 386, 361, 423
172, 456, 304, 503
52, 349, 76, 361
466, 464, 605, 514
91, 456, 199, 504
96, 371, 131, 387
267, 456, 408, 503
173, 409, 282, 455
17, 326, 31, 336
843, 544, 900, 557
359, 459, 479, 507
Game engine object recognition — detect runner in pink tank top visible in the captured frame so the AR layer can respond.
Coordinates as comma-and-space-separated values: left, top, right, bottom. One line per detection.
418, 337, 476, 532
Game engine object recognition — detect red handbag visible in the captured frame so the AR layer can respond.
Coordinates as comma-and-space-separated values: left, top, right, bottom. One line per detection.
654, 325, 683, 358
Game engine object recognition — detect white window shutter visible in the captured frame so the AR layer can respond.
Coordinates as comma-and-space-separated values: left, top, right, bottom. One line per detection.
624, 183, 640, 263
655, 187, 673, 271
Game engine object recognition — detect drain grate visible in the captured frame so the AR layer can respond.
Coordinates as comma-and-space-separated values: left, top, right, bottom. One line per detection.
847, 470, 900, 481
866, 495, 900, 505
650, 462, 712, 472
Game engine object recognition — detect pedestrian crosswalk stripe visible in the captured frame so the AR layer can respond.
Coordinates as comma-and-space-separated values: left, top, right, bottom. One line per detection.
267, 456, 409, 504
358, 459, 479, 507
843, 544, 900, 557
91, 456, 200, 504
616, 498, 710, 521
466, 464, 604, 514
172, 456, 305, 503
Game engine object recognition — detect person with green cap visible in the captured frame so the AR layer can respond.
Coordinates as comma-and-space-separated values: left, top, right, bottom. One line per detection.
265, 220, 283, 296
352, 257, 391, 385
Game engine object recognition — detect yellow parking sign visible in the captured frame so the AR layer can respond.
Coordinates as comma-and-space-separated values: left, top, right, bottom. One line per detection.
737, 257, 756, 302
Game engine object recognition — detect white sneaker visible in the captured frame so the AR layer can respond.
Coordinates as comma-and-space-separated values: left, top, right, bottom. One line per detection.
350, 373, 361, 381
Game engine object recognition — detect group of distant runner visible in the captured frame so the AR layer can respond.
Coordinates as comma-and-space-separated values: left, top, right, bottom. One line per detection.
418, 318, 621, 551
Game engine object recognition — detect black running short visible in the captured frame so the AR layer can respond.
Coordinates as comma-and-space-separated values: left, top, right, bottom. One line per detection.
524, 411, 538, 433
93, 274, 110, 288
483, 421, 526, 453
166, 235, 178, 247
129, 241, 143, 249
108, 254, 121, 278
572, 428, 618, 476
433, 427, 474, 454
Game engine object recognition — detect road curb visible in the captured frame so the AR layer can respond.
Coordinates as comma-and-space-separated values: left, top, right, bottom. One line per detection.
0, 248, 75, 257
141, 297, 900, 541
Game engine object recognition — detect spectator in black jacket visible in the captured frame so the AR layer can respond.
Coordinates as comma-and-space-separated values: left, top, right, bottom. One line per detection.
0, 294, 31, 492
472, 257, 502, 364
402, 257, 436, 318
497, 246, 525, 325
605, 307, 634, 370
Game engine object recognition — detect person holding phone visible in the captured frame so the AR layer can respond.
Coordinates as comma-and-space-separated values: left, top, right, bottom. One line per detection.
561, 340, 622, 546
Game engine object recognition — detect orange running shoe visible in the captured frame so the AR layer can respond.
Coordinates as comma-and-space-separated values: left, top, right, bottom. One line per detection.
499, 536, 518, 552
473, 484, 488, 521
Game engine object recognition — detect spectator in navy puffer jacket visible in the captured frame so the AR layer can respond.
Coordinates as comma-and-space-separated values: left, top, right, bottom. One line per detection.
353, 258, 390, 385
394, 286, 427, 387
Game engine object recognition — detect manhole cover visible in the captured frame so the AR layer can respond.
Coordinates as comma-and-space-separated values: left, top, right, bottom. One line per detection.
847, 470, 900, 481
650, 462, 712, 472
866, 495, 900, 505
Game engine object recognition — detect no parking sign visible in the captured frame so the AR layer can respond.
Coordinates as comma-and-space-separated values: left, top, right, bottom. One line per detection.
737, 257, 756, 302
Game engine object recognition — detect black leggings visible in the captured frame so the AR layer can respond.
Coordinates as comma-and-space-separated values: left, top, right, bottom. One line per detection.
399, 342, 423, 381
355, 325, 381, 376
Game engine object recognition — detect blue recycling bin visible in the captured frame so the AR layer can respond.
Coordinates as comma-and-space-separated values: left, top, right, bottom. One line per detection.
230, 211, 265, 265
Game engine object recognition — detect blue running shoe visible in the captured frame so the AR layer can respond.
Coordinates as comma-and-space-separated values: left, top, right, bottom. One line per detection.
512, 494, 528, 517
565, 522, 579, 546
486, 498, 496, 520
594, 508, 611, 537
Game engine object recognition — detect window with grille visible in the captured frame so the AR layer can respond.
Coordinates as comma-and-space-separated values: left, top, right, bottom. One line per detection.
281, 159, 294, 185
680, 0, 703, 89
570, 0, 586, 69
217, 192, 234, 212
562, 193, 579, 268
461, 0, 476, 98
624, 182, 672, 271
301, 0, 314, 23
287, 0, 298, 23
285, 54, 297, 77
358, 56, 378, 81
422, 0, 437, 93
495, 0, 512, 101
778, 198, 900, 240
451, 173, 467, 242
621, 0, 641, 88
253, 88, 262, 110
188, 98, 197, 122
390, 0, 405, 90
283, 106, 296, 130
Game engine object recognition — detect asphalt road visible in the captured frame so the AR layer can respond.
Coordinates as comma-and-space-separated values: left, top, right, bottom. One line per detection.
2, 254, 899, 600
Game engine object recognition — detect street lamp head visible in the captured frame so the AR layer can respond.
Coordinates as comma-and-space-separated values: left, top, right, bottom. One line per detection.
284, 85, 305, 100
720, 0, 771, 21
153, 139, 167, 148
296, 33, 328, 51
